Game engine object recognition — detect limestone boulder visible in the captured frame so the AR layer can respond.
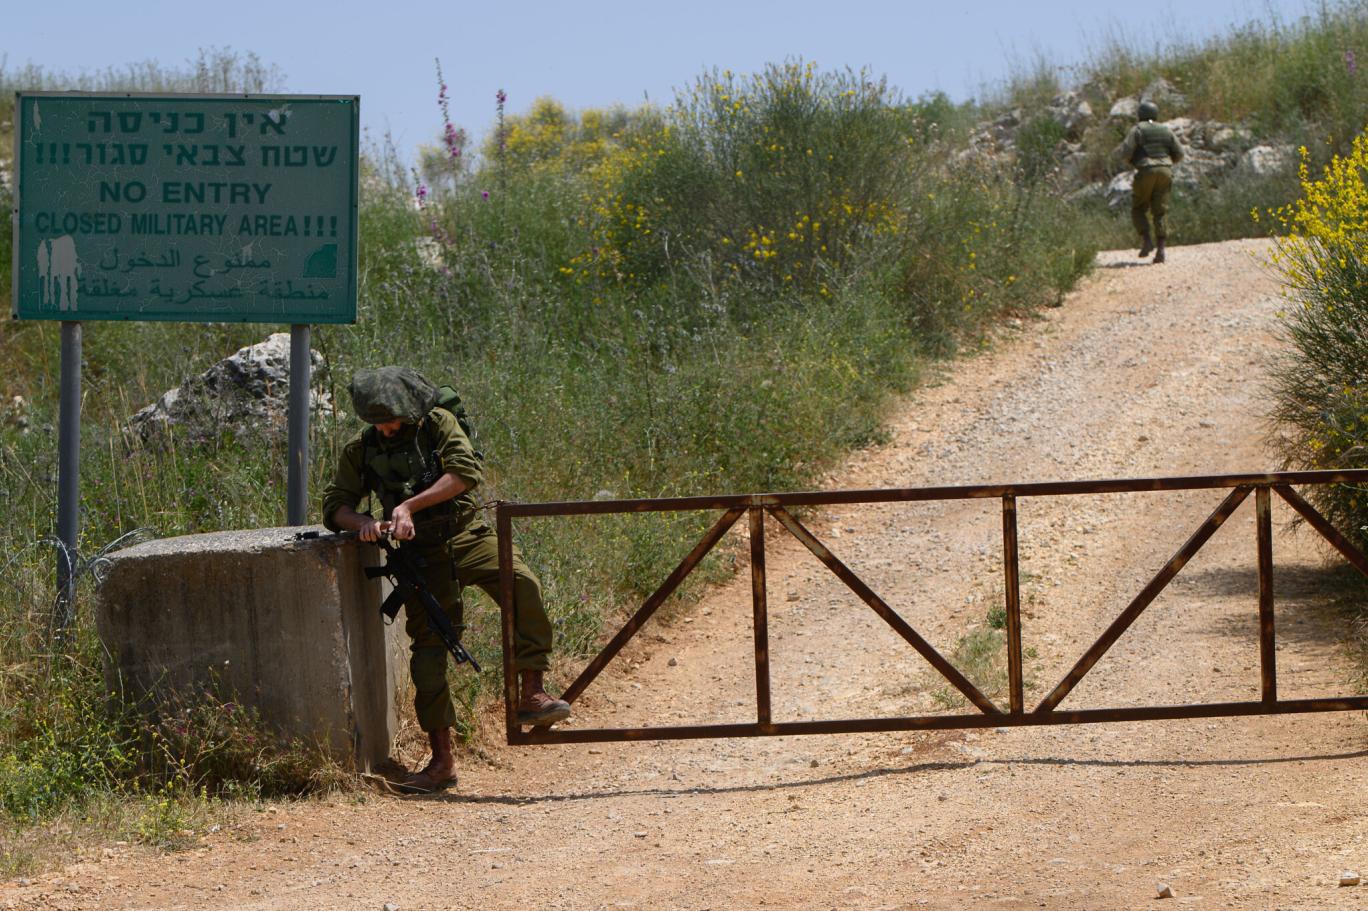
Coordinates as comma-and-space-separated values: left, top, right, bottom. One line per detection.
1164, 117, 1196, 145
1239, 144, 1297, 178
1173, 148, 1234, 188
1053, 143, 1092, 186
1106, 171, 1135, 210
1067, 180, 1107, 205
1142, 77, 1188, 112
129, 332, 333, 442
1046, 91, 1093, 140
1205, 124, 1254, 153
1108, 97, 1140, 122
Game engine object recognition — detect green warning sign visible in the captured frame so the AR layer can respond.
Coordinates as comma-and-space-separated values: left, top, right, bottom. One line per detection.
11, 93, 358, 324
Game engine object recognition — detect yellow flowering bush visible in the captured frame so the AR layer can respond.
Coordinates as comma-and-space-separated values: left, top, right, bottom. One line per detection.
481, 96, 651, 176
1269, 129, 1368, 548
568, 61, 929, 292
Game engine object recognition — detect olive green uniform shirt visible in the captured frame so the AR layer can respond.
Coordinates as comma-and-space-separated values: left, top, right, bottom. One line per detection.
321, 408, 483, 542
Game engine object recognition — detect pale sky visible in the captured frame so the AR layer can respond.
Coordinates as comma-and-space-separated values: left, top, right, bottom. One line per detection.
5, 0, 1325, 162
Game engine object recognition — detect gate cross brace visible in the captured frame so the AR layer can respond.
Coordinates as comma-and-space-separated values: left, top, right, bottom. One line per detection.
1034, 486, 1252, 714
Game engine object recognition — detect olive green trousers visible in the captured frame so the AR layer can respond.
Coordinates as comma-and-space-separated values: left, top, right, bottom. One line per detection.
403, 522, 550, 731
1131, 166, 1174, 240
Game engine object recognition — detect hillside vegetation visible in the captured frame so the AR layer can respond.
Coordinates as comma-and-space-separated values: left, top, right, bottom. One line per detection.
0, 3, 1366, 867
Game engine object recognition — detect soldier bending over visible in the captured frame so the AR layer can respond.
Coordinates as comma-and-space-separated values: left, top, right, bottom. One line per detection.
322, 367, 569, 793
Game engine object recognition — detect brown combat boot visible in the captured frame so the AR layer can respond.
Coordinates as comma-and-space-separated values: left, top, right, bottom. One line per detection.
517, 670, 571, 727
397, 728, 458, 794
1153, 239, 1166, 264
1137, 229, 1154, 259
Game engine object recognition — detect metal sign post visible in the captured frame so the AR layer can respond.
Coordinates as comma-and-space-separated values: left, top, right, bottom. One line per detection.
54, 320, 82, 634
287, 324, 311, 525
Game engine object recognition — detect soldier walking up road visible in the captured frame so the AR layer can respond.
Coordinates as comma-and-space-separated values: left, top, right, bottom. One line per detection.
1114, 100, 1185, 264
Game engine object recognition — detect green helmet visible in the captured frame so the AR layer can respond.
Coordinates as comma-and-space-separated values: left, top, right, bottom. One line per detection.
1137, 100, 1160, 122
348, 366, 438, 424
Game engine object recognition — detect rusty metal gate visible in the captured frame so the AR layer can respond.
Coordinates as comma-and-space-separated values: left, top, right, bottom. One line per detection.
495, 471, 1368, 745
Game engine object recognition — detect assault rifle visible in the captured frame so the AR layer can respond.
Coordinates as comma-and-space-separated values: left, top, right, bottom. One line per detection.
295, 527, 481, 673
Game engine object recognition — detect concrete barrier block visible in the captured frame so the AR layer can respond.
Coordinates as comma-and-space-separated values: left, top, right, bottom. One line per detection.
96, 527, 407, 771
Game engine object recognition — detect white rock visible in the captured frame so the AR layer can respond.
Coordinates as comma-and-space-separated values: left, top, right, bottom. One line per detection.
1339, 870, 1360, 886
1164, 116, 1195, 142
1156, 882, 1174, 899
1142, 77, 1188, 112
1066, 181, 1106, 205
1239, 144, 1296, 179
1046, 91, 1093, 139
384, 902, 400, 911
1207, 125, 1253, 153
128, 332, 333, 442
1108, 97, 1139, 121
1105, 171, 1135, 210
1173, 149, 1233, 189
413, 236, 443, 271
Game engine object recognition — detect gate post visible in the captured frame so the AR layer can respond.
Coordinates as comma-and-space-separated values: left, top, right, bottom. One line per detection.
1002, 494, 1024, 714
749, 506, 772, 727
1256, 486, 1277, 703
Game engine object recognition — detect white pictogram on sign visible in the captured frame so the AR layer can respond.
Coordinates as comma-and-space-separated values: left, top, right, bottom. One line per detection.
37, 236, 81, 311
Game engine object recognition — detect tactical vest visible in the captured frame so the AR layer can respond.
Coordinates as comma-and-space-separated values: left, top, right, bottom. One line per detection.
361, 417, 460, 541
1130, 122, 1178, 170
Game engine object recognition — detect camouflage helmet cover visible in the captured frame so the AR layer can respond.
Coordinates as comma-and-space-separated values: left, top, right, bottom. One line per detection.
348, 366, 439, 424
1137, 100, 1160, 121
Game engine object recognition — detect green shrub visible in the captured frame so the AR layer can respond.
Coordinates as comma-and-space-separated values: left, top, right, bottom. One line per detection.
0, 666, 136, 823
1269, 132, 1368, 552
1015, 115, 1068, 185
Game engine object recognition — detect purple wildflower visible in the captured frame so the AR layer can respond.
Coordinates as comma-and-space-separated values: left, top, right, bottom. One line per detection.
444, 122, 463, 160
1347, 49, 1358, 76
495, 89, 508, 158
482, 190, 490, 200
411, 167, 429, 209
434, 59, 464, 162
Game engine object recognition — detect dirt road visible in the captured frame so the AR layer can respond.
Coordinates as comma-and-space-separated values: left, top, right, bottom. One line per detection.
7, 238, 1367, 910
